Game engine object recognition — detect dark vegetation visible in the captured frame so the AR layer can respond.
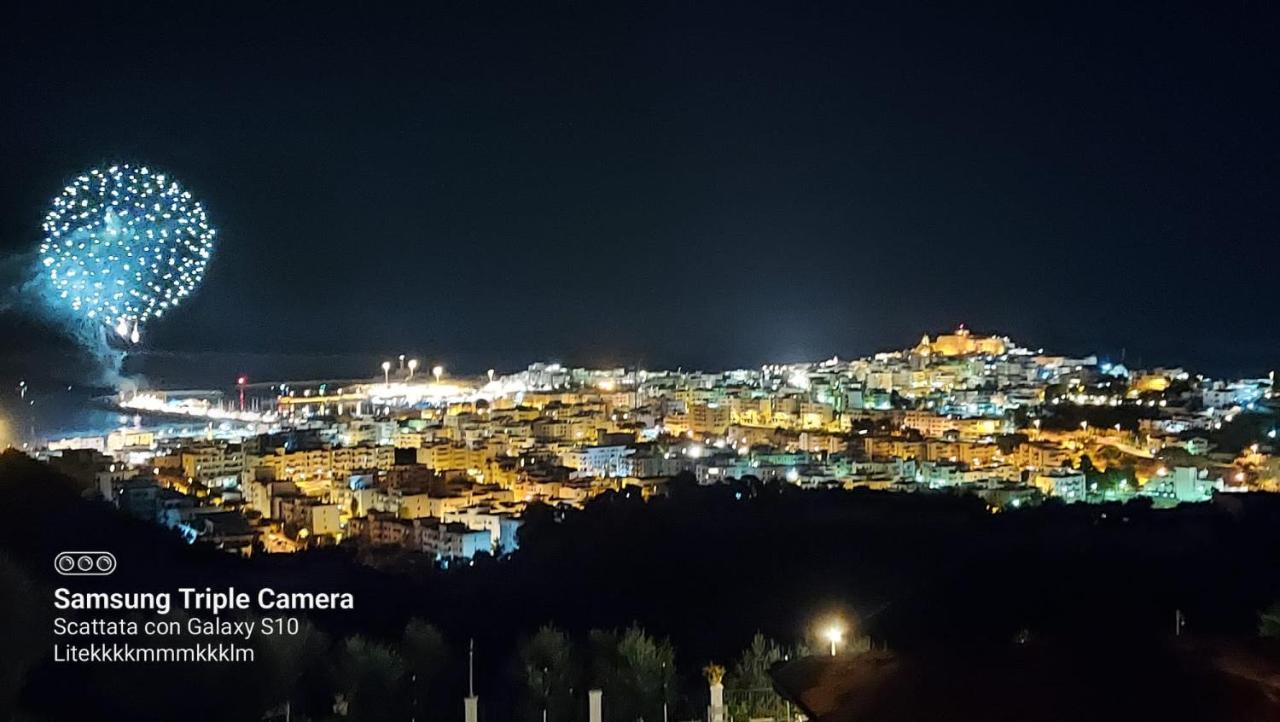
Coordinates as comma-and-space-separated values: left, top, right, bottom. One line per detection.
3, 452, 1280, 720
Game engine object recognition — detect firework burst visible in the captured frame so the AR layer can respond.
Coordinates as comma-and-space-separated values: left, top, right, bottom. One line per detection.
38, 164, 215, 343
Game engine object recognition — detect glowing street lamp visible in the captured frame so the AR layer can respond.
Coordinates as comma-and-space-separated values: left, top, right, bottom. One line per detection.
407, 358, 419, 381
821, 621, 845, 657
381, 361, 392, 386
432, 365, 444, 383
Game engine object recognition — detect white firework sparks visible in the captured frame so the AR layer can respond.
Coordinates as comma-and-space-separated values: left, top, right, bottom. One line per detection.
39, 164, 215, 342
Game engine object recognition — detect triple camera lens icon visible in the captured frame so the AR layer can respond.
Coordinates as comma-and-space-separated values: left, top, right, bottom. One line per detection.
55, 551, 117, 576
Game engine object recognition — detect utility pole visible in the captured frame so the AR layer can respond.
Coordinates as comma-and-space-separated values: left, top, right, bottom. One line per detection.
464, 638, 479, 722
542, 664, 549, 722
411, 671, 418, 722
661, 661, 669, 722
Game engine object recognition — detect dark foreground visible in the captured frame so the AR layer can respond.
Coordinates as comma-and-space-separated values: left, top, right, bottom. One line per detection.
2, 451, 1280, 721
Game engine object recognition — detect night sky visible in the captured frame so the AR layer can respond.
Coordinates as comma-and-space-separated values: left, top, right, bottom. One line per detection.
2, 2, 1278, 381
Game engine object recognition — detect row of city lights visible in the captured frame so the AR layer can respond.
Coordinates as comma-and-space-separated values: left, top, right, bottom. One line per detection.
379, 356, 444, 385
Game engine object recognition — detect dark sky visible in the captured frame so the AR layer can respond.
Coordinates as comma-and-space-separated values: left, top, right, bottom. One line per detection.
2, 1, 1278, 378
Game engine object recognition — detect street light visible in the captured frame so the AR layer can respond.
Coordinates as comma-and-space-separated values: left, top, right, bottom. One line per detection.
381, 361, 392, 386
408, 358, 419, 381
432, 365, 444, 383
822, 621, 844, 656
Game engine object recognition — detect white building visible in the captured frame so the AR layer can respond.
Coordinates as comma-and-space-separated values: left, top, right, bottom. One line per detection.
1142, 466, 1218, 503
563, 444, 634, 479
1032, 468, 1087, 501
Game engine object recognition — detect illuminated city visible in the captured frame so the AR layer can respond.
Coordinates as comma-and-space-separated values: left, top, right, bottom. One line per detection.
24, 324, 1278, 564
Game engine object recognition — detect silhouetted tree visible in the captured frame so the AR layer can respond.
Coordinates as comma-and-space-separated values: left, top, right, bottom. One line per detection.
336, 636, 405, 722
589, 626, 675, 722
725, 633, 807, 722
252, 616, 331, 719
0, 554, 43, 720
1259, 603, 1280, 639
402, 619, 450, 721
516, 625, 581, 722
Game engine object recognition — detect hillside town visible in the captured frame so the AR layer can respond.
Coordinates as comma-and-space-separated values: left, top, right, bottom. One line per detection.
30, 327, 1278, 563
